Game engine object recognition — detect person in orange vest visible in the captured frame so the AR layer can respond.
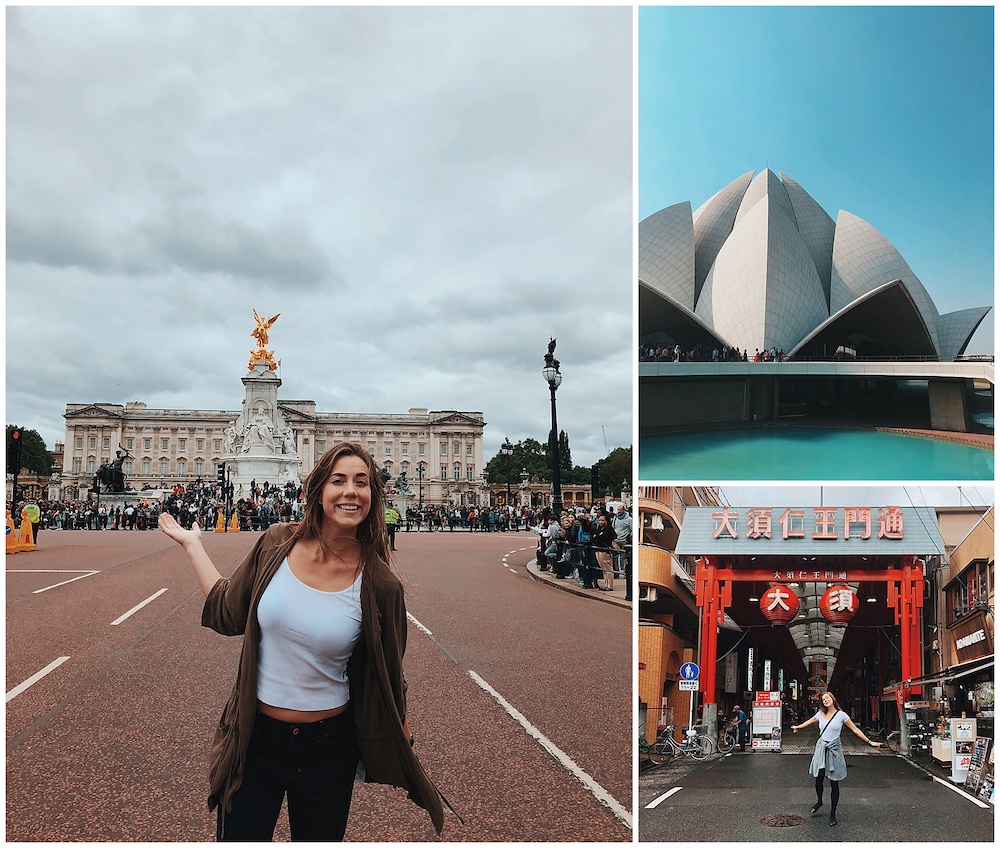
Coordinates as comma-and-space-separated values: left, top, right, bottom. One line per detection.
21, 499, 41, 543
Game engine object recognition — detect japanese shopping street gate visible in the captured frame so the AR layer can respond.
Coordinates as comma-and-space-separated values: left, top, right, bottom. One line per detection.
675, 506, 946, 707
694, 556, 925, 704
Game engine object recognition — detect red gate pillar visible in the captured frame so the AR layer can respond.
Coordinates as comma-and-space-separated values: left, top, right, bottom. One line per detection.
888, 557, 924, 697
695, 556, 731, 706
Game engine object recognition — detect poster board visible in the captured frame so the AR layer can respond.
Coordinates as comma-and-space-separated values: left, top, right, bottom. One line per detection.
964, 737, 991, 795
751, 691, 782, 752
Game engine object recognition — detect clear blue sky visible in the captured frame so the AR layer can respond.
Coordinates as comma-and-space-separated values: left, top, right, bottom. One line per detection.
639, 5, 994, 353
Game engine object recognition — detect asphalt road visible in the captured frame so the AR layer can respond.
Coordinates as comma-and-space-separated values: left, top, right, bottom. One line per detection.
6, 527, 631, 841
639, 746, 994, 842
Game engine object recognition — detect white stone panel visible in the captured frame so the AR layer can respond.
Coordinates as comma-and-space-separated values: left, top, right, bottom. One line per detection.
692, 169, 754, 303
734, 168, 796, 229
937, 306, 992, 361
638, 201, 696, 311
830, 211, 940, 353
779, 172, 835, 305
696, 196, 827, 354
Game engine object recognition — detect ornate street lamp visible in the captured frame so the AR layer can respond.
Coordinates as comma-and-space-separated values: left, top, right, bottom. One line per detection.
501, 438, 513, 508
542, 338, 563, 515
417, 464, 425, 511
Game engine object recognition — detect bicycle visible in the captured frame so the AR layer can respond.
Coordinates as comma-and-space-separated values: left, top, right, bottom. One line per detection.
863, 725, 901, 753
638, 728, 673, 766
661, 724, 713, 760
717, 720, 738, 754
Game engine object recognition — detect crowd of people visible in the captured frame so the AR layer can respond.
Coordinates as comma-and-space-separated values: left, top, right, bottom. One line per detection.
639, 343, 788, 362
535, 502, 632, 593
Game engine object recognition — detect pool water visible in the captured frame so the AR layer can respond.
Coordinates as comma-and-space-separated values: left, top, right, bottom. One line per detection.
639, 427, 994, 481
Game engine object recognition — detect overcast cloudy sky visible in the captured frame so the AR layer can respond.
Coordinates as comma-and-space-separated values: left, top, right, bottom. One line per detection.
6, 6, 633, 468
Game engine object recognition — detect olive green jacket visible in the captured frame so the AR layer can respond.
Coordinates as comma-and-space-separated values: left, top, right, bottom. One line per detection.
201, 523, 445, 834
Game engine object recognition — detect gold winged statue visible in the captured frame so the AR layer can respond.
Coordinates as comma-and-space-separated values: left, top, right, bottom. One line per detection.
249, 310, 281, 371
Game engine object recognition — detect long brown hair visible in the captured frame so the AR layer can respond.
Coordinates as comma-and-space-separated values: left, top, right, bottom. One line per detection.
293, 442, 397, 580
819, 691, 842, 717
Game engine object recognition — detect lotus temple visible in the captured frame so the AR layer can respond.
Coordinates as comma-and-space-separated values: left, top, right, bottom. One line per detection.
639, 168, 993, 436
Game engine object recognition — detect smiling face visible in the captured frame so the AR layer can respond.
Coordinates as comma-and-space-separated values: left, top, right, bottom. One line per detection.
320, 454, 372, 536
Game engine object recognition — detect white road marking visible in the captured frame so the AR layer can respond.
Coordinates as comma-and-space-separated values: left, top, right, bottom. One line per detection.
932, 775, 990, 808
110, 588, 168, 626
406, 612, 433, 636
645, 786, 683, 808
468, 670, 632, 827
7, 569, 100, 594
6, 656, 71, 703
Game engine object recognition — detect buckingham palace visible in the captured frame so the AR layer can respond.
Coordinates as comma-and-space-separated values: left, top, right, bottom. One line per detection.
58, 400, 486, 506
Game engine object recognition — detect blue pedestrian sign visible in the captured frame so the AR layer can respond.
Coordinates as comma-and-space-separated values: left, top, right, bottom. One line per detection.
679, 662, 699, 680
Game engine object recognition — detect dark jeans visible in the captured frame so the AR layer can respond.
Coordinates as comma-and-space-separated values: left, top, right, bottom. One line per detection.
218, 708, 359, 842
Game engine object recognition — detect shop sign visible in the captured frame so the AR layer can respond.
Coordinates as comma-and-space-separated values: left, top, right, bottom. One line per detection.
724, 653, 738, 694
711, 505, 905, 541
951, 610, 993, 663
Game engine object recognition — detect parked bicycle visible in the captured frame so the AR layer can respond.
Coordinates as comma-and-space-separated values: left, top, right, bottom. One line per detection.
862, 723, 901, 753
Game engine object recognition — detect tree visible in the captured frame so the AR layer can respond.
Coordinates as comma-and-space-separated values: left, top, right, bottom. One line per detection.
6, 425, 53, 476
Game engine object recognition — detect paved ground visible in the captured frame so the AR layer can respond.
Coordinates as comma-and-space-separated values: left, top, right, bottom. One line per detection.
7, 526, 632, 842
639, 734, 994, 842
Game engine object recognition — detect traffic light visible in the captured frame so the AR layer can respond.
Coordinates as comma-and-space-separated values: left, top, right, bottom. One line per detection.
7, 429, 21, 473
216, 463, 226, 486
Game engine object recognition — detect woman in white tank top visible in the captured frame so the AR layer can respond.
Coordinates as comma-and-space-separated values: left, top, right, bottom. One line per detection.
159, 442, 421, 841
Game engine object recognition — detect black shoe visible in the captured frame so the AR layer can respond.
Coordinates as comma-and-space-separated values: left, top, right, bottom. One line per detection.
829, 814, 838, 827
810, 802, 823, 815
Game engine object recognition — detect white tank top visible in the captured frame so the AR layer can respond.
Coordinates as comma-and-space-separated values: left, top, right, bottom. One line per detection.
256, 558, 363, 711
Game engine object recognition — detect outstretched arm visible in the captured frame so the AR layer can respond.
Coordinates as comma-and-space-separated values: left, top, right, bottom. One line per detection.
158, 512, 223, 598
792, 715, 819, 733
844, 715, 882, 748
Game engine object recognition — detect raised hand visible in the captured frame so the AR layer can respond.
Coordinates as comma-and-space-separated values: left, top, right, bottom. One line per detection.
158, 511, 202, 548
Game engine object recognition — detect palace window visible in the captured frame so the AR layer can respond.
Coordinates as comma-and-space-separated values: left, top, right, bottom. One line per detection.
440, 465, 447, 479
89, 436, 97, 449
195, 461, 204, 476
160, 461, 169, 476
441, 443, 448, 456
179, 439, 186, 451
161, 438, 169, 451
197, 439, 204, 451
103, 437, 111, 450
73, 459, 82, 473
418, 443, 425, 455
402, 443, 409, 455
178, 460, 186, 476
142, 461, 151, 475
125, 461, 133, 475
144, 438, 152, 451
213, 439, 221, 452
87, 460, 95, 473
126, 438, 134, 450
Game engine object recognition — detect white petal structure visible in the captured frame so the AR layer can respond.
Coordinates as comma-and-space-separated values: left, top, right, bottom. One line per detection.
639, 168, 990, 360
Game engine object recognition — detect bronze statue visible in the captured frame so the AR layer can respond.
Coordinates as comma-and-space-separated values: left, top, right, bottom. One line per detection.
95, 447, 132, 493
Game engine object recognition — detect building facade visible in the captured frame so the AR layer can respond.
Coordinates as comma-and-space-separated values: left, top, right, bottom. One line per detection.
58, 400, 486, 506
637, 485, 722, 741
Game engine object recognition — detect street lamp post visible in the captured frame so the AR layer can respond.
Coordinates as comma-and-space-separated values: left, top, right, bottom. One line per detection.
501, 438, 513, 524
417, 465, 425, 512
542, 339, 563, 516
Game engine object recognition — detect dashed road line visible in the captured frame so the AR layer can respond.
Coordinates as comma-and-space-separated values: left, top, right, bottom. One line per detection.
6, 657, 71, 703
7, 570, 101, 594
645, 786, 683, 808
468, 669, 632, 827
110, 588, 168, 626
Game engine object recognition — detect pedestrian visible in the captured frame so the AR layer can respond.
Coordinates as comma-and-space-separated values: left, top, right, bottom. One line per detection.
733, 704, 748, 752
158, 442, 448, 841
20, 498, 41, 543
592, 512, 617, 590
792, 691, 882, 826
384, 501, 400, 550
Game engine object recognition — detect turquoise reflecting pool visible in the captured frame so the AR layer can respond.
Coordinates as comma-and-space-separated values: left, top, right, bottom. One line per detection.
639, 427, 993, 480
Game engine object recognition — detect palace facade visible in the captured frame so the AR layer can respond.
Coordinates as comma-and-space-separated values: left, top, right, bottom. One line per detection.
57, 400, 486, 506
